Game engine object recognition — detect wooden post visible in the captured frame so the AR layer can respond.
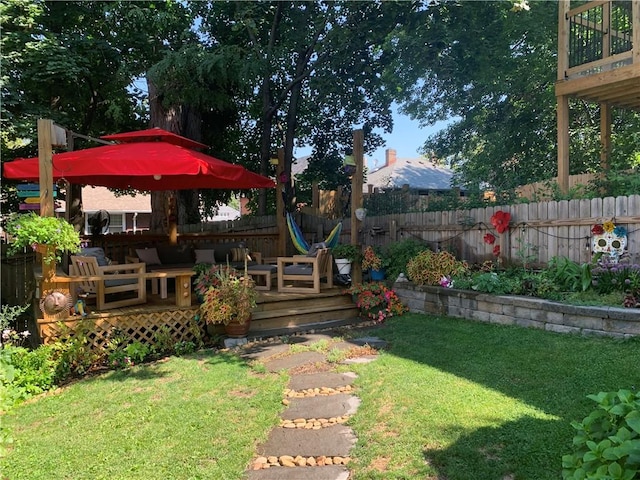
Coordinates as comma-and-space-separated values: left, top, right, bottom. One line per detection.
634, 1, 640, 65
556, 0, 570, 195
557, 95, 570, 194
38, 119, 55, 218
600, 102, 611, 172
276, 148, 287, 256
351, 129, 364, 284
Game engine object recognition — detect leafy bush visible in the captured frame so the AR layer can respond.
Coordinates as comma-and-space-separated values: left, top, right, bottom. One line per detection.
9, 345, 58, 396
545, 256, 593, 293
383, 239, 429, 283
406, 250, 468, 286
562, 389, 640, 480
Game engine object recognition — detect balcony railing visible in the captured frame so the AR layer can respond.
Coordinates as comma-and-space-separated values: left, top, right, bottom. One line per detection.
559, 0, 638, 80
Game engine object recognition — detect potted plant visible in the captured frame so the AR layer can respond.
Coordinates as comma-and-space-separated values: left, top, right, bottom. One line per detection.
5, 212, 81, 276
345, 282, 408, 323
196, 264, 257, 338
362, 245, 385, 280
331, 243, 361, 275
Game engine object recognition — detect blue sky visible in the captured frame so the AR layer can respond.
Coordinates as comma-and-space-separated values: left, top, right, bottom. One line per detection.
296, 106, 450, 170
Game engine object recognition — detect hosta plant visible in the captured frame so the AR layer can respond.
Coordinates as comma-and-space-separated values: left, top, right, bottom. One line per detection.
562, 389, 640, 480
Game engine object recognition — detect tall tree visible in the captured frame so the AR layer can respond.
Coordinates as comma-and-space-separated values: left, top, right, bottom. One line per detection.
190, 1, 412, 213
1, 0, 193, 226
394, 1, 640, 195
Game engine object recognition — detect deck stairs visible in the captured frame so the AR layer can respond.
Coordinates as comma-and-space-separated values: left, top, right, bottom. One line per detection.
249, 288, 362, 338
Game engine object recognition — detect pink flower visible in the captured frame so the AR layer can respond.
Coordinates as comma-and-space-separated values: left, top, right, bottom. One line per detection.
493, 245, 501, 257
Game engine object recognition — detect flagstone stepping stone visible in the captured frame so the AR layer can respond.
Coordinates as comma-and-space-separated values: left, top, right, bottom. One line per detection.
342, 355, 379, 364
246, 464, 349, 480
262, 351, 326, 372
282, 394, 361, 421
287, 372, 357, 391
349, 336, 388, 349
240, 342, 291, 362
256, 424, 356, 458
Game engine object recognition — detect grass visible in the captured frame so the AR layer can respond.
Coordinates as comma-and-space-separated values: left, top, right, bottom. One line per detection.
347, 314, 640, 479
2, 314, 639, 479
1, 351, 287, 480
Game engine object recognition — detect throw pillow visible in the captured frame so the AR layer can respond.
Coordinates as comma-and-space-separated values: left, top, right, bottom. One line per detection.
80, 247, 111, 266
231, 247, 245, 262
136, 248, 162, 265
195, 249, 216, 264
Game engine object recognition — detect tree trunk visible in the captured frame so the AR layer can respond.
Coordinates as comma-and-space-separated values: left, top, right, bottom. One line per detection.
148, 78, 203, 233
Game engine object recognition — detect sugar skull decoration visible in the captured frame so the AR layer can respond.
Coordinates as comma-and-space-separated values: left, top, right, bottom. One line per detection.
591, 221, 627, 262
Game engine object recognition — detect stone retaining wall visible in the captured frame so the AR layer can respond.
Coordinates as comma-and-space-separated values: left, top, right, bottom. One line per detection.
394, 282, 640, 338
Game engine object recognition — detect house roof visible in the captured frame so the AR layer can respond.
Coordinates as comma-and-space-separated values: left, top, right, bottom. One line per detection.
365, 156, 455, 192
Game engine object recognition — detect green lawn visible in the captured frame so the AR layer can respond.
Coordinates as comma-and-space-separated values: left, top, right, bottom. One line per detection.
349, 314, 640, 479
2, 314, 638, 480
1, 352, 287, 480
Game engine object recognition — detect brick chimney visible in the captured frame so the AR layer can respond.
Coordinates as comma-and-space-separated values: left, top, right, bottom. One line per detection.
385, 149, 397, 167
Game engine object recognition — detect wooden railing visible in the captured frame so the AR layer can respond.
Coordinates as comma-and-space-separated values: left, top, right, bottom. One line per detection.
559, 0, 638, 80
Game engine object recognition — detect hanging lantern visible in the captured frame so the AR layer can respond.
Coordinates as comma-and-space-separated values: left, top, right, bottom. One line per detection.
343, 153, 356, 176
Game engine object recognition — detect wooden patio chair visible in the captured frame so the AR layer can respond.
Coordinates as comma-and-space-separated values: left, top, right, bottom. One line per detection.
276, 247, 333, 294
69, 255, 147, 310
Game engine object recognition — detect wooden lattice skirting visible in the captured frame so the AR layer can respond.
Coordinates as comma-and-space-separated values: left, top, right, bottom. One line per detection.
37, 306, 201, 351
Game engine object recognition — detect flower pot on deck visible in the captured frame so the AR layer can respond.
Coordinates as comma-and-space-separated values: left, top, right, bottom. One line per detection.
224, 316, 251, 338
335, 258, 352, 275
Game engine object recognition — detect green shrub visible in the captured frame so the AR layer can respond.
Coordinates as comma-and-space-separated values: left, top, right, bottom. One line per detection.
9, 345, 57, 396
406, 250, 468, 286
545, 257, 593, 293
383, 239, 429, 283
49, 327, 99, 379
562, 389, 640, 480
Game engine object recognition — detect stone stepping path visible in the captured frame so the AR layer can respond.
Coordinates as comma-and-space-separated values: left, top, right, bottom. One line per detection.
243, 334, 386, 480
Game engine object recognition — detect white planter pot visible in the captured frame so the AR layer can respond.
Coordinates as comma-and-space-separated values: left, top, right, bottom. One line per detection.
335, 258, 352, 275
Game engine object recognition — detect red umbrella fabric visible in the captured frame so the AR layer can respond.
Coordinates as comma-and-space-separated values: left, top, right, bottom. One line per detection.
101, 128, 208, 150
3, 141, 275, 191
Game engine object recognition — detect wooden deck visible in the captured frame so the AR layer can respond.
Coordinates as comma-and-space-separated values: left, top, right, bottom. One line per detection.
36, 287, 362, 349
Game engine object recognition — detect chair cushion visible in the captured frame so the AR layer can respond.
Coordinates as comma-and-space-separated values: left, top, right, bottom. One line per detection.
156, 244, 193, 264
80, 247, 111, 266
104, 278, 138, 287
195, 249, 216, 264
284, 265, 313, 275
136, 248, 162, 265
248, 264, 277, 273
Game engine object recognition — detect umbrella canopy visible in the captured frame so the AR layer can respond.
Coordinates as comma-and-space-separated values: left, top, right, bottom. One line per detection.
101, 128, 208, 150
3, 141, 275, 191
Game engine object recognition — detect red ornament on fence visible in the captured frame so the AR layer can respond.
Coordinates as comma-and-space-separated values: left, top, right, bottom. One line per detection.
483, 233, 496, 245
490, 210, 511, 234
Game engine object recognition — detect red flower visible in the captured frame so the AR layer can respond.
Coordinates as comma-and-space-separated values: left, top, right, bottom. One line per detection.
591, 224, 604, 235
490, 210, 511, 234
483, 233, 496, 245
493, 245, 501, 257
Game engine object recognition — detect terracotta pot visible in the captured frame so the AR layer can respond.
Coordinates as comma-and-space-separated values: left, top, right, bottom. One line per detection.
224, 316, 251, 338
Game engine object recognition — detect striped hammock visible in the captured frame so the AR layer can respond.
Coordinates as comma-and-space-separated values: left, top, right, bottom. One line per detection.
286, 212, 342, 254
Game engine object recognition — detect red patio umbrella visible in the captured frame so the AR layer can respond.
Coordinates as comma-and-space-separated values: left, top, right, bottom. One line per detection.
3, 131, 274, 191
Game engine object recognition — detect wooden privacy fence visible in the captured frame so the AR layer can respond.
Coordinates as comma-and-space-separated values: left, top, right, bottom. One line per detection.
298, 194, 640, 267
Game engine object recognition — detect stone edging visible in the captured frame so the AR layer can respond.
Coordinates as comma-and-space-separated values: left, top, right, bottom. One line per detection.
394, 282, 639, 338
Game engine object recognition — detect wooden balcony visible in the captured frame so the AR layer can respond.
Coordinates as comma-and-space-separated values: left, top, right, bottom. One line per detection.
556, 0, 639, 192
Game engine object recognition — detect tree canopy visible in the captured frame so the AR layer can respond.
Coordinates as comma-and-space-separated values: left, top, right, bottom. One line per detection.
2, 0, 638, 223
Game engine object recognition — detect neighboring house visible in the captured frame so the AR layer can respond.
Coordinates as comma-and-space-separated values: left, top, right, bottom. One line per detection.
365, 149, 460, 195
78, 186, 151, 234
206, 204, 241, 221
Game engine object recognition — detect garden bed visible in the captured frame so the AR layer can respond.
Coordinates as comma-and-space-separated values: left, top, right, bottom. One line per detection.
394, 282, 639, 338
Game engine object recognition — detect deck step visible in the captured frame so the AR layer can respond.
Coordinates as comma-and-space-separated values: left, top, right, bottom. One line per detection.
247, 288, 362, 337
